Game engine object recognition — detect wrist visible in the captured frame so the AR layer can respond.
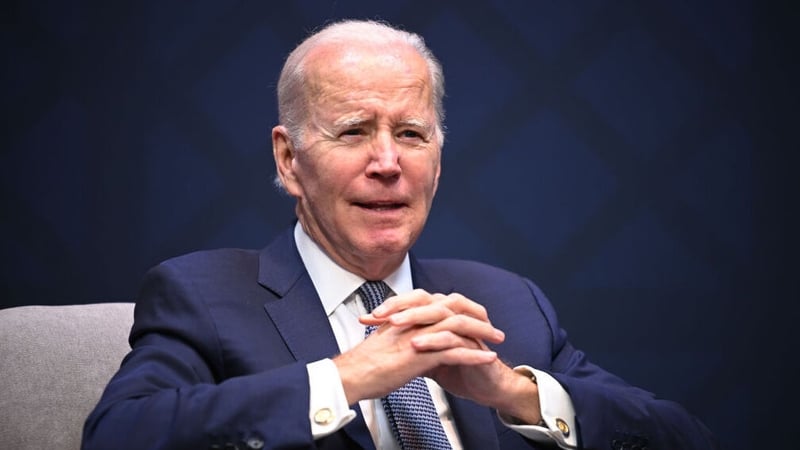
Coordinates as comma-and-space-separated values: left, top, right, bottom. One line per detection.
495, 366, 544, 426
333, 352, 375, 405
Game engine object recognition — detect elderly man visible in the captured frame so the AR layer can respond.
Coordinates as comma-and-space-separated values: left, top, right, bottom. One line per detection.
83, 20, 717, 450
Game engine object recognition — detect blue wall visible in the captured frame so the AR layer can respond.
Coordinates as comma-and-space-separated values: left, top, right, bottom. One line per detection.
3, 1, 797, 448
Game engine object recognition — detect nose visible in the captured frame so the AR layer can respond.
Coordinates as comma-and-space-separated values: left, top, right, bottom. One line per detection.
366, 133, 401, 179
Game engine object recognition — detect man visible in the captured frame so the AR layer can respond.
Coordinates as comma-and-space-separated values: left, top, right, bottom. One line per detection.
83, 20, 717, 450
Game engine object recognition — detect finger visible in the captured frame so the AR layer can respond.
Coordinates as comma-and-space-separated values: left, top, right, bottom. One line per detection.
360, 301, 450, 326
379, 291, 490, 323
373, 291, 490, 324
409, 330, 482, 352
434, 347, 498, 366
439, 293, 489, 321
359, 304, 456, 331
385, 302, 455, 327
359, 314, 387, 326
429, 314, 505, 344
370, 289, 435, 317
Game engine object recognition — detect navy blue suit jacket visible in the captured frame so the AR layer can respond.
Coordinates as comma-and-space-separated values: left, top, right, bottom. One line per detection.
83, 229, 717, 449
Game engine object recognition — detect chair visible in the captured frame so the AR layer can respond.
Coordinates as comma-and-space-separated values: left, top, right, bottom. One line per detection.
0, 303, 134, 450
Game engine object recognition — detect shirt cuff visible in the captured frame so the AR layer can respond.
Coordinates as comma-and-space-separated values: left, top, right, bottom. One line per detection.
498, 365, 578, 449
306, 358, 357, 438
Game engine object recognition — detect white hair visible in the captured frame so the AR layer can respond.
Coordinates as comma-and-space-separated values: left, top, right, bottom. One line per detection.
274, 20, 446, 188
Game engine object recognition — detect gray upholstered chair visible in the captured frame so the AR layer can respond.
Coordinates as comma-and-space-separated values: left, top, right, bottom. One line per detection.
0, 303, 134, 450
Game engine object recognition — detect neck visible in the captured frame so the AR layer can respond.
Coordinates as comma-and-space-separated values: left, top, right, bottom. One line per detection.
297, 219, 406, 280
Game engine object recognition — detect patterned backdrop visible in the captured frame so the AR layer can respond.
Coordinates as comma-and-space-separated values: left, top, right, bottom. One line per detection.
2, 1, 797, 448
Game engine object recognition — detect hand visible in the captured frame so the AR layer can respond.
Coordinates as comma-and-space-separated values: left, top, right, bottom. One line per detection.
426, 345, 544, 425
333, 289, 502, 405
366, 292, 544, 425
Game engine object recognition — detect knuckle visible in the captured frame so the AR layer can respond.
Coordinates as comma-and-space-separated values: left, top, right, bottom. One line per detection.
412, 288, 431, 298
447, 314, 467, 328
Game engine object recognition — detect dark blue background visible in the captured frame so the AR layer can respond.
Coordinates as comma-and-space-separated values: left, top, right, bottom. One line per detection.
3, 1, 798, 448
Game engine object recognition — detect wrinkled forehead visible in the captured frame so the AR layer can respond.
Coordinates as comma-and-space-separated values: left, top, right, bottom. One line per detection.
303, 41, 433, 100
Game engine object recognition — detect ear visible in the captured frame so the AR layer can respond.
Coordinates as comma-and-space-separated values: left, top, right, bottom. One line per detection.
272, 125, 302, 197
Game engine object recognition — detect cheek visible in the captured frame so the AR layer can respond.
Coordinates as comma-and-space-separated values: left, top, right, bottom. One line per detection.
413, 157, 441, 196
293, 154, 331, 192
296, 159, 350, 211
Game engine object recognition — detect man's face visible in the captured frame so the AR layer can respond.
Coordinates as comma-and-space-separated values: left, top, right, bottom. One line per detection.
273, 42, 441, 279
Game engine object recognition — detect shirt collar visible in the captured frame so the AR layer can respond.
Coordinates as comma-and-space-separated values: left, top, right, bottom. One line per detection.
293, 222, 413, 316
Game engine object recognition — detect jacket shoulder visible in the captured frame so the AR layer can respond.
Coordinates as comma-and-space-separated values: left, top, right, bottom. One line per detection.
157, 248, 260, 269
417, 257, 521, 279
146, 248, 262, 288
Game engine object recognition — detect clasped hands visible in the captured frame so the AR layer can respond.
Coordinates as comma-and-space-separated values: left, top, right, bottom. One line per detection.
333, 289, 543, 425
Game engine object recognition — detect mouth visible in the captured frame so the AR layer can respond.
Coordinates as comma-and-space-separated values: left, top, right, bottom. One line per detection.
353, 201, 405, 211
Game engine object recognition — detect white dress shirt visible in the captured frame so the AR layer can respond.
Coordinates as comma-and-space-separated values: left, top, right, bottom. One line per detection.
295, 223, 578, 449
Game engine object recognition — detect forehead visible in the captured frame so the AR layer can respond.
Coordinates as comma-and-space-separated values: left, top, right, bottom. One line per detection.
303, 42, 434, 115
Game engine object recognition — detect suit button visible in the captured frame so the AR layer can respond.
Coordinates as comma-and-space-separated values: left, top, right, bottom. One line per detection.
245, 437, 264, 449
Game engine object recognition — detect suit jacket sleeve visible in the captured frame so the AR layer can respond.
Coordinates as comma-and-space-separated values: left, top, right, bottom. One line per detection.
416, 258, 718, 450
524, 278, 719, 450
82, 255, 317, 450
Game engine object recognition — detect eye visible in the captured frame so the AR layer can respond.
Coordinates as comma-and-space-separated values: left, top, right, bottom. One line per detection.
338, 128, 368, 144
398, 129, 423, 140
341, 128, 365, 137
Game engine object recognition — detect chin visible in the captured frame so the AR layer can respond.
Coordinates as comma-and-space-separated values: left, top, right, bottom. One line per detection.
358, 233, 413, 256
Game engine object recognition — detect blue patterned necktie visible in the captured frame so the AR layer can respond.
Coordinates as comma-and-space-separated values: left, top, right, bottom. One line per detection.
358, 281, 452, 450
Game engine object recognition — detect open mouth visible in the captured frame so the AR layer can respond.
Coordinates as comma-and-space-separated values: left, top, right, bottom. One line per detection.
354, 202, 404, 211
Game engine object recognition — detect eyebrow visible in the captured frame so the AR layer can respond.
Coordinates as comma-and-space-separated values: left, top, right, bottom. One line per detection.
333, 116, 372, 129
398, 118, 430, 129
331, 116, 432, 131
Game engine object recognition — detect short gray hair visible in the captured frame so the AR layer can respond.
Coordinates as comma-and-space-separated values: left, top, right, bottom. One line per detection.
276, 19, 446, 148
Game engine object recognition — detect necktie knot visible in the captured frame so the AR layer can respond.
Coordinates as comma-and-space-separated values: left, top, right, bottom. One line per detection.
358, 281, 390, 313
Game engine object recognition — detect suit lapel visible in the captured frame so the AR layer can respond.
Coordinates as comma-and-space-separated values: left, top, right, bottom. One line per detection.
412, 255, 501, 450
258, 229, 375, 449
259, 229, 339, 362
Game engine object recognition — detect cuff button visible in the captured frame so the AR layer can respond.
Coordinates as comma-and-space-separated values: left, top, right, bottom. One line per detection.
555, 418, 570, 437
245, 437, 264, 449
314, 407, 335, 425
